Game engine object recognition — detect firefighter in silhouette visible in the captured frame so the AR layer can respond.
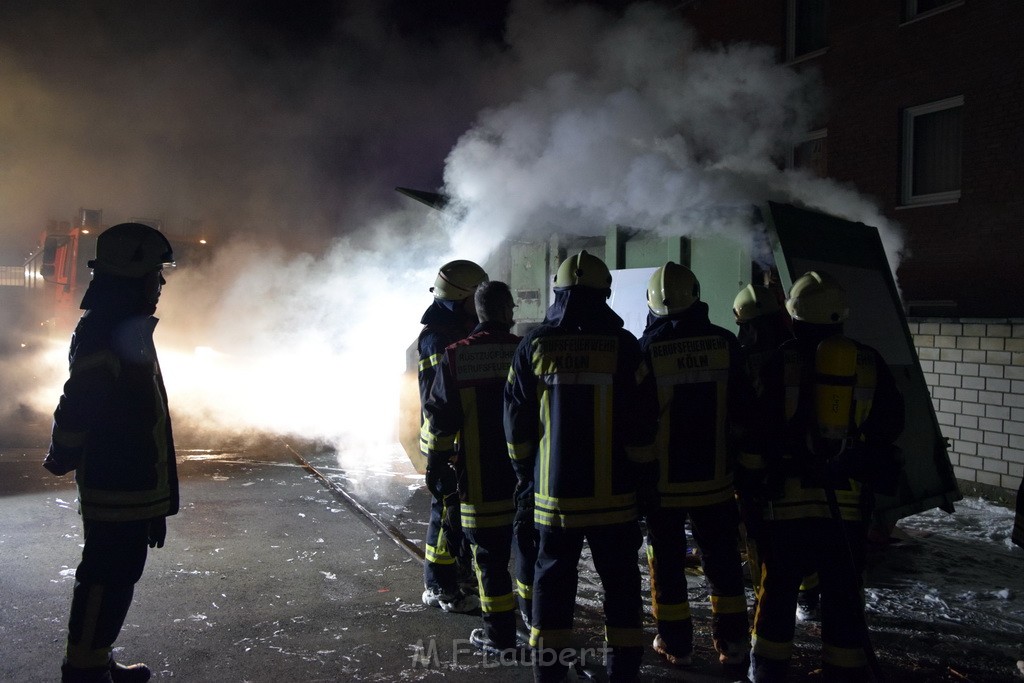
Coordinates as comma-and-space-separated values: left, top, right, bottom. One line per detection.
640, 262, 754, 670
505, 250, 659, 682
421, 281, 531, 653
733, 282, 821, 620
741, 271, 904, 682
1013, 478, 1023, 549
418, 259, 487, 612
733, 282, 791, 397
44, 223, 178, 683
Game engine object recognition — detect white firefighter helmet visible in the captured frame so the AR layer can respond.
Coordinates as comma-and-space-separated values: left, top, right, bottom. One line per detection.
647, 262, 700, 316
430, 260, 488, 301
733, 283, 782, 323
88, 223, 174, 279
786, 271, 849, 325
553, 250, 612, 291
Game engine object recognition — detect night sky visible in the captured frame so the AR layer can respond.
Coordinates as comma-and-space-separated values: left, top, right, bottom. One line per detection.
0, 0, 533, 255
0, 0, 909, 461
0, 1, 896, 263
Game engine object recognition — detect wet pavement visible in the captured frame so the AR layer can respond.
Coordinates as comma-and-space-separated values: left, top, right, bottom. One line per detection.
3, 436, 1020, 682
0, 438, 733, 682
0, 440, 531, 682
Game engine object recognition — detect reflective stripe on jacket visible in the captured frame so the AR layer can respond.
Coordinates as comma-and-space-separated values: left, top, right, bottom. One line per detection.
757, 330, 904, 522
639, 304, 753, 508
416, 299, 475, 409
421, 322, 521, 529
504, 290, 659, 529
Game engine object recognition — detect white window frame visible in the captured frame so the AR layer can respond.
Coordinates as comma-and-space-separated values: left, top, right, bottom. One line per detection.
901, 95, 963, 207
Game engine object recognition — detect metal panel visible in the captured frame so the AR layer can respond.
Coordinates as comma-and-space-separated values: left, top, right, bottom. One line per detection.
764, 201, 961, 526
509, 241, 549, 323
623, 236, 671, 269
689, 235, 750, 332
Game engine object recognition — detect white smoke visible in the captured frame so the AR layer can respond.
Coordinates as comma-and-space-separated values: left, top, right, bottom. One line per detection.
152, 204, 458, 450
444, 0, 905, 267
1, 0, 907, 455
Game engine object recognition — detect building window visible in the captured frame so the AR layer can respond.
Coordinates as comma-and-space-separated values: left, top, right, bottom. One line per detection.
787, 0, 827, 61
791, 130, 828, 178
904, 0, 961, 22
902, 96, 963, 206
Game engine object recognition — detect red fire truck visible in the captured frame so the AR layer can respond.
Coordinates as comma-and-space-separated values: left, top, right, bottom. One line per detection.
0, 208, 207, 353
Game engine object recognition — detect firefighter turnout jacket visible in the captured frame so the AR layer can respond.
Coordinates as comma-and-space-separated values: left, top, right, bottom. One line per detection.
504, 288, 660, 528
417, 299, 478, 407
746, 323, 904, 681
639, 302, 754, 508
45, 311, 179, 522
746, 325, 905, 523
421, 321, 522, 529
416, 297, 478, 587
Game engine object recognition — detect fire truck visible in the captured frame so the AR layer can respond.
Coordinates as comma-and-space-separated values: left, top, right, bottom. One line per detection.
0, 208, 207, 353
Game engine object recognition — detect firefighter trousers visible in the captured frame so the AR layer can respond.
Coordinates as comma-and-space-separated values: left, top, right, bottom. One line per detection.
423, 491, 469, 594
463, 523, 534, 648
750, 517, 869, 682
742, 516, 820, 615
512, 516, 537, 628
646, 500, 749, 657
531, 522, 645, 683
66, 519, 150, 668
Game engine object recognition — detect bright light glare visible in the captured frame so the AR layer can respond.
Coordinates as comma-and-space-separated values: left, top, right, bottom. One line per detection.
157, 323, 415, 454
147, 212, 451, 465
2, 337, 72, 420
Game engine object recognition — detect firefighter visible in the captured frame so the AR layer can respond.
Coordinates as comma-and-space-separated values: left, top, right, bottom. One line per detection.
640, 262, 753, 670
43, 223, 179, 683
1013, 477, 1023, 549
418, 259, 487, 612
421, 281, 530, 653
743, 271, 904, 682
732, 282, 791, 398
505, 250, 659, 682
733, 283, 821, 621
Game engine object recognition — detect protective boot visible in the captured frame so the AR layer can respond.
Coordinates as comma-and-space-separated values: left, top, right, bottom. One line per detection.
109, 658, 151, 683
61, 661, 113, 683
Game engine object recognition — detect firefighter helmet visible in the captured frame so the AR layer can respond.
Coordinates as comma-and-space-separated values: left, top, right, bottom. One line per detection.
430, 260, 488, 300
786, 271, 849, 325
647, 262, 700, 316
88, 223, 174, 279
554, 250, 612, 291
733, 283, 781, 323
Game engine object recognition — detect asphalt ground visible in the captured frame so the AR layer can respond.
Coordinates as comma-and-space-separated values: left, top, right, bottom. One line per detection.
3, 434, 1020, 682
0, 438, 741, 682
1, 441, 529, 682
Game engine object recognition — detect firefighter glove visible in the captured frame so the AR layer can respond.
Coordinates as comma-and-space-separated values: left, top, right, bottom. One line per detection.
512, 478, 534, 529
148, 516, 167, 549
425, 464, 457, 503
42, 446, 79, 476
514, 497, 534, 529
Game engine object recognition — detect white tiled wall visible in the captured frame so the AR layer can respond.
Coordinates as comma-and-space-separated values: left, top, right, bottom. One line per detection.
909, 319, 1024, 493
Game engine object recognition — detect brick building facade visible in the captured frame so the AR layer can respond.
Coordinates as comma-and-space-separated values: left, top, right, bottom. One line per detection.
680, 0, 1023, 494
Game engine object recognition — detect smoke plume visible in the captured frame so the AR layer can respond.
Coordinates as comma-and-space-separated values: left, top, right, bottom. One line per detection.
0, 0, 905, 457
